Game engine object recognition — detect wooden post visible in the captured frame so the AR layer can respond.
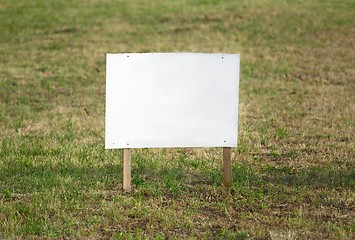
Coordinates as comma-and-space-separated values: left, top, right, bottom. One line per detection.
123, 148, 131, 192
223, 147, 232, 190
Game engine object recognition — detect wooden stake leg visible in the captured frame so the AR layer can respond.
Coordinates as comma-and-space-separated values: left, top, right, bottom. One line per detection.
223, 147, 232, 190
123, 148, 131, 192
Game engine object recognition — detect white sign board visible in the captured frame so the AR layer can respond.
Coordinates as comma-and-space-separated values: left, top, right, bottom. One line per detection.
105, 53, 239, 149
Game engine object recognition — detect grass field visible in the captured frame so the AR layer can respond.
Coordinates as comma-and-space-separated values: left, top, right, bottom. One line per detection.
0, 0, 354, 239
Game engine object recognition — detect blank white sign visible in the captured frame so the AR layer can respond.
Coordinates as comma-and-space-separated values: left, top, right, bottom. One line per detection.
105, 53, 240, 149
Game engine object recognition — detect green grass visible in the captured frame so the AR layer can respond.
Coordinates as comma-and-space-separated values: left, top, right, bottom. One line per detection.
0, 0, 354, 239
